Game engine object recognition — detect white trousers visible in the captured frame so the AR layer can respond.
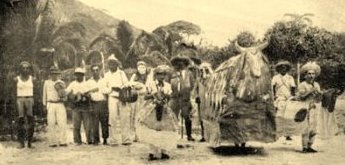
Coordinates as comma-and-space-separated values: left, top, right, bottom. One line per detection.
108, 97, 131, 144
47, 103, 67, 145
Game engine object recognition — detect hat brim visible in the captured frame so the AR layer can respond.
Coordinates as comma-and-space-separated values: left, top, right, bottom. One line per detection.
275, 61, 292, 69
171, 56, 190, 67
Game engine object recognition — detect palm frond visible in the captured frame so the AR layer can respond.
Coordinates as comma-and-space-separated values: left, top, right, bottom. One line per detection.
52, 22, 86, 40
89, 33, 117, 48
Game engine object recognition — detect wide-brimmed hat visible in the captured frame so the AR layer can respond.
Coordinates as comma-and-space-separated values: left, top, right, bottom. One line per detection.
300, 61, 321, 76
19, 61, 31, 68
170, 56, 190, 68
49, 66, 61, 74
107, 54, 121, 64
154, 65, 170, 75
74, 67, 85, 74
275, 60, 292, 69
137, 61, 146, 67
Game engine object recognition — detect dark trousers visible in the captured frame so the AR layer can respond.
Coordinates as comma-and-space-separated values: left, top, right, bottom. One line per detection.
72, 108, 91, 144
90, 101, 109, 143
16, 97, 34, 144
171, 98, 193, 138
155, 105, 163, 121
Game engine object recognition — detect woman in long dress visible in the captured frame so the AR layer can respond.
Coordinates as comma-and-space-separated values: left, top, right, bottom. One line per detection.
129, 61, 151, 142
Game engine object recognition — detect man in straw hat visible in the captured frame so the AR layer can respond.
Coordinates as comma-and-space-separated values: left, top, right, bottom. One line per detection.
66, 67, 92, 145
296, 61, 322, 153
170, 55, 196, 141
103, 54, 132, 145
14, 61, 36, 148
43, 66, 68, 147
271, 60, 296, 141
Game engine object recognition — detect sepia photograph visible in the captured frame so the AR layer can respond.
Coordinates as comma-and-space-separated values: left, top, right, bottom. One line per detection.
0, 0, 345, 164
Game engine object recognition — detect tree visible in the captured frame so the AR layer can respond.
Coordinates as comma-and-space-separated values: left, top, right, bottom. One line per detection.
264, 13, 335, 85
116, 20, 134, 56
153, 20, 201, 57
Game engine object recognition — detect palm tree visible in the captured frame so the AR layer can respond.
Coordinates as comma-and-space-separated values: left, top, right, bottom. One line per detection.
38, 21, 87, 70
284, 13, 314, 25
88, 33, 124, 63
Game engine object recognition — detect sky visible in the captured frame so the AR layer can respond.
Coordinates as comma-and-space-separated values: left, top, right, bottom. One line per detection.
79, 0, 345, 46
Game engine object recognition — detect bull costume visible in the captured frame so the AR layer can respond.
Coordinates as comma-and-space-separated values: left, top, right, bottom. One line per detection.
42, 66, 68, 147
15, 61, 36, 149
170, 56, 196, 141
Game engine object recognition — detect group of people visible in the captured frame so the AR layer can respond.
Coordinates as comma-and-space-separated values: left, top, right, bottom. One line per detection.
12, 52, 342, 154
272, 60, 341, 153
13, 53, 210, 149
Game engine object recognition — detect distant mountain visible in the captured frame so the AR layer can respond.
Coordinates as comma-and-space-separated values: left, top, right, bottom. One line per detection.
55, 0, 141, 45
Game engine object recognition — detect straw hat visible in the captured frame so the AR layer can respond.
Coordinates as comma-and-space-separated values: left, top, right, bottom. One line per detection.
154, 65, 170, 75
74, 67, 85, 74
19, 61, 31, 68
300, 61, 321, 76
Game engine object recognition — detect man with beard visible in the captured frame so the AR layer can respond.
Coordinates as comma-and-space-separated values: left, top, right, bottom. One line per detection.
14, 61, 36, 149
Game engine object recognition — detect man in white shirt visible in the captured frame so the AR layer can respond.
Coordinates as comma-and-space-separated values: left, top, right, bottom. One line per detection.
271, 60, 296, 140
42, 66, 68, 147
86, 64, 109, 145
66, 67, 92, 145
103, 54, 131, 145
14, 61, 36, 149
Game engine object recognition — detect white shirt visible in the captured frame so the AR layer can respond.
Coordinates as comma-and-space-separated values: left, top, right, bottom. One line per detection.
42, 79, 64, 105
65, 80, 88, 95
17, 76, 33, 97
271, 73, 296, 99
103, 70, 128, 97
85, 77, 107, 101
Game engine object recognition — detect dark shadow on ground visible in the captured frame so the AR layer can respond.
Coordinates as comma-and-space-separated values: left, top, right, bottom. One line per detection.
210, 146, 267, 156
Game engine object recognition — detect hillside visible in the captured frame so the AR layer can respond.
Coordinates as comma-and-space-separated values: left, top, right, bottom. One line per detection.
55, 0, 141, 47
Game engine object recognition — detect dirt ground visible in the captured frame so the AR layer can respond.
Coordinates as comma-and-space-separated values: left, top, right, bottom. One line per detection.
1, 98, 345, 165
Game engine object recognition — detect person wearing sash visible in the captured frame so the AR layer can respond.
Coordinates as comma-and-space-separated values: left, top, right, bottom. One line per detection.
271, 60, 296, 141
297, 62, 322, 153
42, 66, 68, 147
14, 61, 36, 149
103, 54, 131, 145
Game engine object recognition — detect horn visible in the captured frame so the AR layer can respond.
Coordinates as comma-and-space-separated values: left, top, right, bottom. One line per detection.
235, 41, 245, 53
